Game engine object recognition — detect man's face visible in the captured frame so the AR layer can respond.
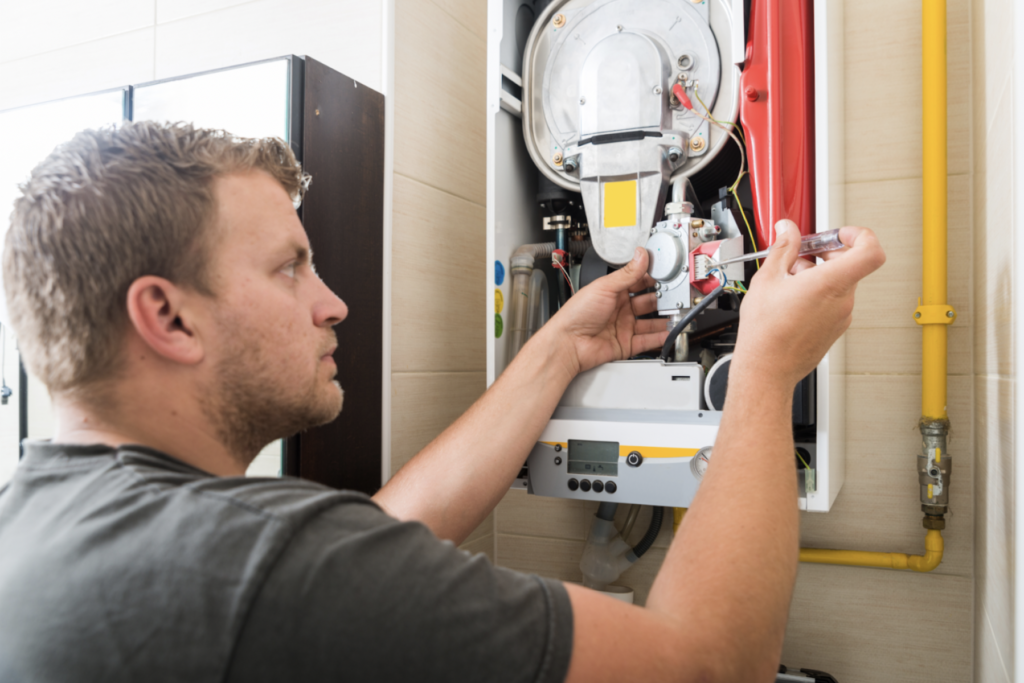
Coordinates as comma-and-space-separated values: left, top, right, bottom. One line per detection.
196, 170, 348, 459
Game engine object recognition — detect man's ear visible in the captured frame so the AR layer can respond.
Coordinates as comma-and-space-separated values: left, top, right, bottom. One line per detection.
125, 276, 205, 365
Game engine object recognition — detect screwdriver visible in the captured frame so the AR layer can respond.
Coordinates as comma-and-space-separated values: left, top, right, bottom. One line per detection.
712, 228, 846, 268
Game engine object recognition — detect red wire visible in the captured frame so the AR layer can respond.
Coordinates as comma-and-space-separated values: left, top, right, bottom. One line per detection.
555, 262, 575, 294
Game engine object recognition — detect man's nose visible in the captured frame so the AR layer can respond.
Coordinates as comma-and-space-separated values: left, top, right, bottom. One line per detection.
314, 280, 348, 327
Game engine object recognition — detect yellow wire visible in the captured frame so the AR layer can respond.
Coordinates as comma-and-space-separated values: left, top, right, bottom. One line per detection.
692, 85, 760, 270
795, 449, 811, 469
731, 182, 760, 270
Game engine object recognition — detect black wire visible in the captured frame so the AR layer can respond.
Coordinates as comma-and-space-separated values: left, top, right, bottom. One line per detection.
660, 282, 727, 361
631, 507, 664, 559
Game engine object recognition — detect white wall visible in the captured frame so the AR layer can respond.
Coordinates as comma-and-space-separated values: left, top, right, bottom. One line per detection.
973, 0, 1016, 680
0, 0, 384, 111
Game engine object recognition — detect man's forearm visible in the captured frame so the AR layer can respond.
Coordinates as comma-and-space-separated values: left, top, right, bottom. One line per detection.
373, 326, 577, 543
645, 360, 800, 679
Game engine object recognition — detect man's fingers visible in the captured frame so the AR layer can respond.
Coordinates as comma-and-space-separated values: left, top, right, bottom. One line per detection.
635, 317, 668, 335
763, 219, 802, 276
628, 272, 657, 294
630, 330, 670, 356
816, 226, 886, 284
790, 257, 815, 274
602, 247, 651, 293
630, 292, 660, 317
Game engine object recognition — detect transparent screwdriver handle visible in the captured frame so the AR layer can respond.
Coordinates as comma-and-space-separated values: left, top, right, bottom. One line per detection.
798, 228, 844, 257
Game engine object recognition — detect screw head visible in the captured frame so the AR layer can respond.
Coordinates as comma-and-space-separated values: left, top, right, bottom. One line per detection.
946, 310, 955, 318
553, 13, 566, 27
579, 96, 586, 105
656, 291, 663, 298
915, 312, 922, 319
616, 24, 624, 31
564, 159, 577, 173
690, 136, 706, 152
552, 152, 563, 165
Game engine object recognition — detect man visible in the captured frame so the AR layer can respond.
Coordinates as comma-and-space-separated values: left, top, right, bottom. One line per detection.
0, 122, 883, 682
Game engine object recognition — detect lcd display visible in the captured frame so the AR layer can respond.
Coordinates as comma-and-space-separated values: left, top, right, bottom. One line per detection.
567, 439, 619, 477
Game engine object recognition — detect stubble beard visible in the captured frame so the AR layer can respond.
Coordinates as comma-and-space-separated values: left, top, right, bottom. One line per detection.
201, 336, 343, 466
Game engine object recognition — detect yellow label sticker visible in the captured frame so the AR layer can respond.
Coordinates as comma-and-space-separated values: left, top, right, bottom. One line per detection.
540, 442, 698, 459
603, 180, 637, 228
494, 288, 504, 314
928, 484, 933, 499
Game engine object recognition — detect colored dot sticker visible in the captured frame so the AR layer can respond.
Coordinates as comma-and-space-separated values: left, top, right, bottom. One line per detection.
494, 313, 503, 338
494, 288, 504, 314
494, 260, 505, 286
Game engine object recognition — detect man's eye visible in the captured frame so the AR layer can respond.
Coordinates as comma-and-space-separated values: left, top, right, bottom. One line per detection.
280, 262, 297, 278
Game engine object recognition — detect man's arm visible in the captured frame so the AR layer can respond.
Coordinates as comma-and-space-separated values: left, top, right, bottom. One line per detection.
373, 248, 668, 544
563, 222, 886, 681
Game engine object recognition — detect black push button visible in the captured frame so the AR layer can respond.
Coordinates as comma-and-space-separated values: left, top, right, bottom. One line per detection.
567, 478, 579, 491
592, 480, 604, 493
605, 481, 617, 494
626, 451, 643, 467
580, 479, 592, 492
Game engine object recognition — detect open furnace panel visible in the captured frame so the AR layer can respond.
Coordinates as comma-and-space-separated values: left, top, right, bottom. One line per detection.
486, 0, 845, 512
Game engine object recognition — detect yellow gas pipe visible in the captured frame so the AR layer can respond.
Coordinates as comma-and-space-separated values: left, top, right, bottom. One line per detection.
679, 1, 952, 572
797, 0, 951, 572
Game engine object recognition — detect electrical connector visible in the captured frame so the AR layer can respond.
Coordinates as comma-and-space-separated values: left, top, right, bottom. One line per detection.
693, 254, 712, 281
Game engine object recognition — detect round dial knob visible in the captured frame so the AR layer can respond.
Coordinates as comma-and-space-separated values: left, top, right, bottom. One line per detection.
645, 232, 684, 282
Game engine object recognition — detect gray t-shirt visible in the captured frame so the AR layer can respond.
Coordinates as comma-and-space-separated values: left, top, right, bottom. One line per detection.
0, 442, 573, 682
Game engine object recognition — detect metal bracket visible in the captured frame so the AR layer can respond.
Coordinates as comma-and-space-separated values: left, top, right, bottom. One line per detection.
913, 302, 956, 325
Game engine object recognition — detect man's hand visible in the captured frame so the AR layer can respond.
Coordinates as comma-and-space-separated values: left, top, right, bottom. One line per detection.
537, 247, 669, 378
732, 220, 886, 390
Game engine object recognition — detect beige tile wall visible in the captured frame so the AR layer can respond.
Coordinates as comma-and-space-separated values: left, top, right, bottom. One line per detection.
972, 0, 1015, 680
487, 2, 979, 681
390, 0, 491, 560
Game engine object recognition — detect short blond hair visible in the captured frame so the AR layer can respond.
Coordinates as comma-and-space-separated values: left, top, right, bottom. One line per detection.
4, 120, 308, 394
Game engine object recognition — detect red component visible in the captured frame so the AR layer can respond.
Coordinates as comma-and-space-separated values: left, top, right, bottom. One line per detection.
551, 249, 568, 267
688, 240, 726, 295
739, 0, 816, 250
671, 83, 694, 111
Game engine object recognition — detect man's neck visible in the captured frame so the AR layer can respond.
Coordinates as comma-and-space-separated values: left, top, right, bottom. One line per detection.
51, 388, 249, 477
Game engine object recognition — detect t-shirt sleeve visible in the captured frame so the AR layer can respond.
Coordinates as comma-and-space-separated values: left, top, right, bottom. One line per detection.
225, 501, 574, 683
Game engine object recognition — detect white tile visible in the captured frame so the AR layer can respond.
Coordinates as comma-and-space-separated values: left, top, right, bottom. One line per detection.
157, 0, 253, 24
0, 29, 154, 111
155, 0, 383, 93
981, 0, 1014, 134
0, 0, 155, 64
974, 376, 1014, 676
975, 84, 1015, 376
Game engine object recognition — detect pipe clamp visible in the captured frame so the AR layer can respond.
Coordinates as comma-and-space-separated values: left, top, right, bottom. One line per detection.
913, 303, 956, 325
